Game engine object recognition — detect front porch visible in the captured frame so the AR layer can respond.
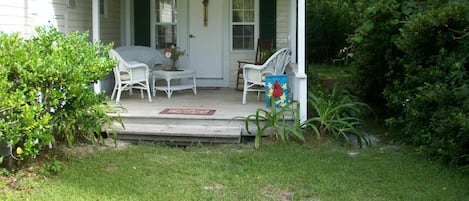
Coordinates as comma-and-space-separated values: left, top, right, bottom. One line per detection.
107, 87, 276, 145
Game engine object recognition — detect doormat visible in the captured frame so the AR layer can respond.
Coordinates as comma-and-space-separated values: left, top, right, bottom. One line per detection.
197, 87, 220, 90
159, 108, 216, 115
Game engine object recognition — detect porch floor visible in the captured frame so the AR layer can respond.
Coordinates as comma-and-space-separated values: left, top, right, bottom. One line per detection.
106, 87, 269, 144
108, 87, 265, 119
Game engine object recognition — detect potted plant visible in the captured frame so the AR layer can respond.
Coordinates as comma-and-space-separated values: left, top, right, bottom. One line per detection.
162, 45, 185, 71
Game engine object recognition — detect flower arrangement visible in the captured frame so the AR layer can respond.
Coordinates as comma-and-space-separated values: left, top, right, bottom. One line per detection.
162, 45, 185, 70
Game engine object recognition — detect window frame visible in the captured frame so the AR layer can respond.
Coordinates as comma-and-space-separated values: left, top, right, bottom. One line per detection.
154, 0, 178, 49
230, 0, 259, 51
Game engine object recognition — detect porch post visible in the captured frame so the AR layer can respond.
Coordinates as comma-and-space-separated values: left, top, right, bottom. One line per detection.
92, 0, 101, 93
150, 0, 155, 48
125, 0, 132, 46
297, 0, 308, 123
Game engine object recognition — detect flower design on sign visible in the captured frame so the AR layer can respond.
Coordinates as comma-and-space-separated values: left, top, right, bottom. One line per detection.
267, 76, 288, 108
272, 80, 283, 98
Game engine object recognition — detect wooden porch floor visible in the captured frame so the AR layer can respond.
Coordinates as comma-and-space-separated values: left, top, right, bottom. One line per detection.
108, 87, 265, 119
106, 87, 268, 144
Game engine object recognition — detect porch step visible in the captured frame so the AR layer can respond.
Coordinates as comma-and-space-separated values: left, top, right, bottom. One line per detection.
112, 123, 241, 145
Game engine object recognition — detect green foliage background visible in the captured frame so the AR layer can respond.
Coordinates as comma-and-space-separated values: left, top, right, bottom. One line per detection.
384, 2, 469, 169
342, 0, 469, 170
306, 0, 357, 64
307, 0, 469, 170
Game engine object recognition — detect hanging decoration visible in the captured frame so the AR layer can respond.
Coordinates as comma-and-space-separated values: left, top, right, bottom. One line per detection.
203, 0, 209, 27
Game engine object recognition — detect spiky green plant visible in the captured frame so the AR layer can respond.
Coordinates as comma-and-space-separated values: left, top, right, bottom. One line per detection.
238, 98, 304, 149
305, 85, 370, 147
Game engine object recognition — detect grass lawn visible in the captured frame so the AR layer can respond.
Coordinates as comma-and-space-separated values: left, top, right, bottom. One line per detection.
2, 139, 468, 201
309, 63, 353, 80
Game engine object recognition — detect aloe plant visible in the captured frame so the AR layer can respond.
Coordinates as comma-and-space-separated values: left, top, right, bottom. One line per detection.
305, 85, 371, 147
238, 97, 305, 149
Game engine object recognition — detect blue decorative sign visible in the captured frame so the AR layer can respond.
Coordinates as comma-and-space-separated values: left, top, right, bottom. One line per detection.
265, 75, 289, 108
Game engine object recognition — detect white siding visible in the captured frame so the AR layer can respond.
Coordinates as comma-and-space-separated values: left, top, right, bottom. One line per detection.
276, 0, 290, 49
0, 0, 88, 37
0, 0, 43, 37
0, 0, 118, 45
99, 0, 120, 46
66, 0, 92, 34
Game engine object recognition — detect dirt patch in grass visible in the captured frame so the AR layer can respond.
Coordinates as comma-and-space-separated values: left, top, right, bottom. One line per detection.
59, 138, 132, 157
1, 138, 132, 193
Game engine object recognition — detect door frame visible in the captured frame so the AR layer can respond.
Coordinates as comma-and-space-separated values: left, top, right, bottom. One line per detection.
183, 0, 230, 87
147, 0, 230, 87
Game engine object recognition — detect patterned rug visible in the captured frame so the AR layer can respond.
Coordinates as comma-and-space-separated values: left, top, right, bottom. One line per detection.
197, 87, 220, 90
159, 108, 216, 115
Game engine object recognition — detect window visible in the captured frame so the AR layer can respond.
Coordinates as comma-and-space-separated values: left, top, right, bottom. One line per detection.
232, 0, 256, 50
155, 0, 178, 49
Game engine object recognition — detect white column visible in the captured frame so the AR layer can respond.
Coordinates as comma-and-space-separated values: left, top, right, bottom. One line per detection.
297, 0, 308, 123
92, 0, 101, 93
92, 0, 100, 41
125, 0, 132, 46
150, 0, 155, 48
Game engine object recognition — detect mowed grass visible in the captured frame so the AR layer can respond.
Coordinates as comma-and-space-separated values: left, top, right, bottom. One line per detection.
2, 140, 468, 201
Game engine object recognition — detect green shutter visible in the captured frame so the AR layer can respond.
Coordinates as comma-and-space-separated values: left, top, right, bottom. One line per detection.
134, 0, 151, 46
260, 0, 276, 48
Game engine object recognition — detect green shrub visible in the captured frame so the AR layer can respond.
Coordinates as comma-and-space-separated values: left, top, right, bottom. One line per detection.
349, 0, 428, 104
0, 32, 54, 164
384, 2, 469, 169
0, 26, 117, 169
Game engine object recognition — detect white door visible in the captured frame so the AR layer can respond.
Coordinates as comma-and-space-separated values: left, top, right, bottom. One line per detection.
188, 0, 224, 80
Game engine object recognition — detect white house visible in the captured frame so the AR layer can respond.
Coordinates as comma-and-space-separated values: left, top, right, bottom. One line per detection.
0, 0, 307, 122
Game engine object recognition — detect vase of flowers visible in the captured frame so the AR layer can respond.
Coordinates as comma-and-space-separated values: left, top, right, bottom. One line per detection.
163, 45, 185, 71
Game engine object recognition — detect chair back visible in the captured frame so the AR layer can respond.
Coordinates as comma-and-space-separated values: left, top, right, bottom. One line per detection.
109, 49, 150, 83
115, 46, 171, 67
109, 49, 130, 73
262, 48, 291, 76
254, 39, 274, 65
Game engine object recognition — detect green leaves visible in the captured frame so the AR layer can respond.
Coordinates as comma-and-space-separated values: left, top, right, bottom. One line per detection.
238, 85, 370, 149
238, 98, 305, 149
305, 85, 370, 148
382, 1, 469, 170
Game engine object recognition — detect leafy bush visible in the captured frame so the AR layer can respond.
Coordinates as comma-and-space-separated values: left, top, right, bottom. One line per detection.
0, 26, 117, 169
349, 0, 430, 104
0, 32, 54, 165
305, 86, 370, 147
384, 2, 469, 169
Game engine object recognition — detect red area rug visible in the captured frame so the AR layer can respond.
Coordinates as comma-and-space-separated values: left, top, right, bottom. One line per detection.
197, 87, 220, 90
159, 108, 216, 115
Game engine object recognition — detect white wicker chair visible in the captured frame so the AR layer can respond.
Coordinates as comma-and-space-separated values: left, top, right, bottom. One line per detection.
109, 49, 152, 103
242, 48, 291, 104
